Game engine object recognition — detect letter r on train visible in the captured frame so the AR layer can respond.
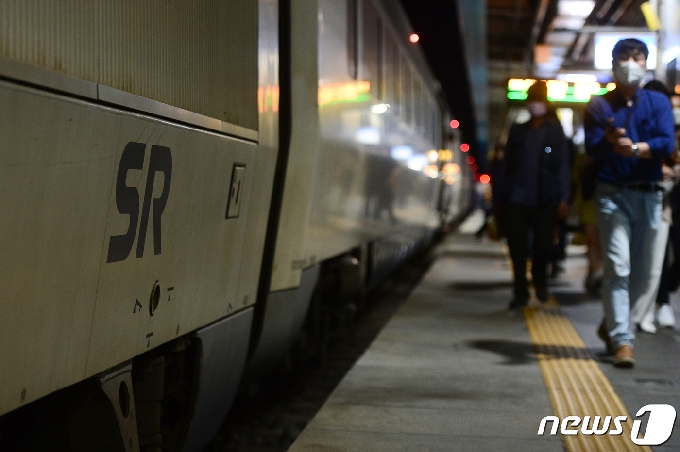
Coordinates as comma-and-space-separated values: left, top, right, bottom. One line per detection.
107, 142, 172, 263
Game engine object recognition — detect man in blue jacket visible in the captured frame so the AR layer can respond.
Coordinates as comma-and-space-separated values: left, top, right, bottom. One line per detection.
584, 38, 675, 367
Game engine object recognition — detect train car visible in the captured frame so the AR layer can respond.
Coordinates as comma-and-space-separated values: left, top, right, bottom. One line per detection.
438, 117, 473, 227
245, 0, 468, 384
0, 0, 472, 450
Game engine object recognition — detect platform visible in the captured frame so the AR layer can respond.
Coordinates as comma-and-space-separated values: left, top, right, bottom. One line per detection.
289, 211, 680, 451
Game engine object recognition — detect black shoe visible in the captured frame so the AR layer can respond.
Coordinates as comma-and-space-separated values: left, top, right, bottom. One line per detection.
584, 271, 603, 296
597, 321, 615, 355
535, 287, 549, 303
550, 261, 564, 279
508, 297, 528, 310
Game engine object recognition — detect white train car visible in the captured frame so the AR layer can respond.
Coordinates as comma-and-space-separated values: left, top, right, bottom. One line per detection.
0, 0, 471, 450
246, 0, 456, 382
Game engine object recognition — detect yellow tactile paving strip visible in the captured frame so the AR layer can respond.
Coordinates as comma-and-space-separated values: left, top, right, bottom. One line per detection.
524, 302, 651, 452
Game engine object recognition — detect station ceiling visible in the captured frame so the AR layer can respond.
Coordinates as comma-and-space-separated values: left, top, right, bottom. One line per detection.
400, 0, 652, 164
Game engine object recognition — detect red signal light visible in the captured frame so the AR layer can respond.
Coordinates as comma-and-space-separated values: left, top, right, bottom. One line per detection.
409, 34, 419, 43
450, 120, 459, 129
480, 174, 491, 184
460, 143, 469, 152
466, 156, 475, 164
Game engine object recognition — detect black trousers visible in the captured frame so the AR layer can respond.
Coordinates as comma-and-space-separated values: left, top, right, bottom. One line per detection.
506, 203, 557, 300
656, 218, 680, 305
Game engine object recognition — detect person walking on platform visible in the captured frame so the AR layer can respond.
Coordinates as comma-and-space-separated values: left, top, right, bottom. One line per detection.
654, 91, 680, 329
573, 150, 604, 295
631, 81, 680, 334
584, 38, 675, 367
635, 89, 680, 332
502, 81, 570, 309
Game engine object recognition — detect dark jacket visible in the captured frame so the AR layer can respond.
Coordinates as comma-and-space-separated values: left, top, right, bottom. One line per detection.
503, 118, 570, 208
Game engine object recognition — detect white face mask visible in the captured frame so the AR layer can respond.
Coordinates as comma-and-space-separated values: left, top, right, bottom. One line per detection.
527, 101, 547, 118
613, 60, 647, 87
673, 108, 680, 126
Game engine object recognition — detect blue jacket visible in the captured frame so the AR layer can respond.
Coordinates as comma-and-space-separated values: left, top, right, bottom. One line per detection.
584, 88, 674, 183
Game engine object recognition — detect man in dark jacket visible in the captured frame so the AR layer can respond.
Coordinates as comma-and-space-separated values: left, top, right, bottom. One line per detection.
503, 81, 570, 310
584, 38, 674, 367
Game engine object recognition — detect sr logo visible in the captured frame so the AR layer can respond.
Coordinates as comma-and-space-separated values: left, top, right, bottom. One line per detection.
107, 142, 172, 263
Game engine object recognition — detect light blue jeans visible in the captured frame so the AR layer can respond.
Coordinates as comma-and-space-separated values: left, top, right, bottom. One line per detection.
595, 183, 662, 348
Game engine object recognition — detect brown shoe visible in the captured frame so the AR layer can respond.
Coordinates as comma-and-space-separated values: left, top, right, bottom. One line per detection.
613, 345, 635, 368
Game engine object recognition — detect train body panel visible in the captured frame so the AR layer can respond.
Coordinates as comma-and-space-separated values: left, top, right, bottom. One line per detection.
0, 81, 112, 416
86, 108, 258, 376
269, 0, 322, 292
0, 0, 279, 421
307, 0, 442, 267
182, 307, 254, 452
270, 0, 443, 294
244, 266, 320, 382
0, 0, 473, 447
246, 0, 448, 382
0, 0, 259, 132
0, 79, 263, 416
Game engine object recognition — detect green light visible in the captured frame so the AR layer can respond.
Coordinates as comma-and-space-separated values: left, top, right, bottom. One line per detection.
549, 96, 590, 103
320, 94, 371, 106
508, 83, 609, 104
508, 92, 527, 100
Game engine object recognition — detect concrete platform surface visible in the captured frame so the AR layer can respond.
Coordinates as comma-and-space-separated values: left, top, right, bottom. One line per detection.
289, 221, 680, 451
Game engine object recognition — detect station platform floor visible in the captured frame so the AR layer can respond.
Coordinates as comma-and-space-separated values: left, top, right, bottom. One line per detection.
289, 211, 680, 451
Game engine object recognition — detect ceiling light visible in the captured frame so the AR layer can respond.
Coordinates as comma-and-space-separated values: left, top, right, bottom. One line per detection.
558, 0, 595, 18
547, 80, 568, 100
356, 127, 380, 145
558, 74, 598, 83
371, 103, 390, 114
408, 155, 428, 171
390, 145, 413, 160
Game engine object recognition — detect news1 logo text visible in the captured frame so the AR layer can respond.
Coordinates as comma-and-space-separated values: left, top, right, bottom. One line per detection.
537, 404, 676, 446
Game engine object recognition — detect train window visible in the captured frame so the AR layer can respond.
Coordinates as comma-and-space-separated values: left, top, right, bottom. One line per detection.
423, 95, 431, 142
384, 30, 399, 112
348, 0, 358, 79
430, 99, 438, 145
414, 77, 423, 133
362, 0, 380, 97
377, 20, 384, 100
401, 58, 413, 125
435, 102, 440, 142
430, 98, 438, 145
430, 97, 437, 145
